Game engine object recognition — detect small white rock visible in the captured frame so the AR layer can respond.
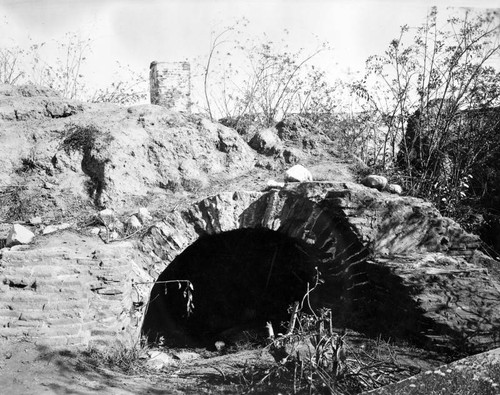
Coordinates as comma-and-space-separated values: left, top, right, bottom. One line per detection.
284, 164, 313, 183
215, 340, 226, 352
29, 217, 42, 225
172, 350, 201, 362
89, 227, 101, 235
146, 351, 175, 370
266, 179, 285, 189
126, 215, 142, 233
386, 183, 403, 195
42, 223, 71, 235
9, 244, 32, 252
6, 224, 35, 247
109, 230, 120, 241
137, 207, 152, 224
249, 128, 283, 155
42, 225, 57, 235
98, 209, 124, 233
98, 209, 116, 226
361, 175, 388, 191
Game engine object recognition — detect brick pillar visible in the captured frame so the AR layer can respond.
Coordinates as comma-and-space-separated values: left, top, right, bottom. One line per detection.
149, 61, 191, 112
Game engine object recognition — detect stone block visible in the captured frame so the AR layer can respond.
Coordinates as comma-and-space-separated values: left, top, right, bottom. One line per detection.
126, 215, 142, 233
361, 174, 388, 191
249, 128, 283, 156
284, 164, 313, 183
6, 224, 35, 247
386, 183, 403, 194
42, 223, 71, 235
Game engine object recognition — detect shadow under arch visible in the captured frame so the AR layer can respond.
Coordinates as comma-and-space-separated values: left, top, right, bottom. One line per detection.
141, 228, 324, 347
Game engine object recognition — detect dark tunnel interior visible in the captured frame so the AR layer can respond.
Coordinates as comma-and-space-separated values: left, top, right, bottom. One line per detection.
140, 224, 449, 351
141, 228, 324, 347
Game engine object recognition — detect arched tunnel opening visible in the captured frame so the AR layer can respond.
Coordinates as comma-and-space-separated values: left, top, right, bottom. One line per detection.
140, 221, 445, 351
141, 228, 324, 348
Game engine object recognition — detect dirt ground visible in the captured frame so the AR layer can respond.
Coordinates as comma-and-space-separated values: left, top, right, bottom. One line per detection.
0, 337, 275, 394
0, 332, 449, 395
2, 337, 499, 395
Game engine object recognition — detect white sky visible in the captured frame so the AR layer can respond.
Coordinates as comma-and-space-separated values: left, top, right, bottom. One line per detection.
0, 0, 499, 103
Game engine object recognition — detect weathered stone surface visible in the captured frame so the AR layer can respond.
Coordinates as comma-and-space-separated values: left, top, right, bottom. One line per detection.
366, 346, 500, 394
6, 225, 35, 247
126, 215, 142, 233
42, 223, 71, 235
266, 179, 285, 189
276, 114, 318, 142
361, 174, 388, 191
249, 128, 283, 155
173, 350, 201, 362
346, 253, 500, 350
29, 217, 42, 225
385, 183, 403, 194
0, 231, 152, 347
137, 183, 498, 352
146, 350, 175, 370
136, 207, 152, 224
98, 209, 123, 233
282, 147, 305, 164
150, 61, 191, 112
284, 164, 313, 182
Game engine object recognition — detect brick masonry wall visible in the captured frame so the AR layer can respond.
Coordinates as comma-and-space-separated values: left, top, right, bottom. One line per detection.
150, 61, 191, 112
0, 235, 154, 348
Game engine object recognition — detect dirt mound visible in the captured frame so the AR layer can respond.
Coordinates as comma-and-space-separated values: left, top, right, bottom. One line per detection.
0, 84, 359, 224
0, 84, 259, 220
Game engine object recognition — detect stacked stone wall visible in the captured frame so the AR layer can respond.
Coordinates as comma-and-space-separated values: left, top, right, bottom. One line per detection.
149, 61, 191, 112
0, 237, 153, 348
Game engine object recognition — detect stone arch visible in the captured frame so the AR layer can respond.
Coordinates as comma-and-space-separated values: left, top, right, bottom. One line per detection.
138, 185, 367, 346
140, 185, 363, 277
134, 182, 485, 351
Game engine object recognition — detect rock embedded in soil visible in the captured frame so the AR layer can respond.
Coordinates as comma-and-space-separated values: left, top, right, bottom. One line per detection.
249, 128, 283, 155
42, 223, 71, 235
284, 164, 313, 182
385, 183, 403, 194
126, 215, 142, 233
6, 224, 35, 247
361, 174, 388, 191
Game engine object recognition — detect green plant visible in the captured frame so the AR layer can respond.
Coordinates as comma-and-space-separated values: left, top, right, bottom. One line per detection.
351, 8, 500, 218
200, 24, 331, 127
134, 279, 195, 318
79, 341, 148, 374
0, 45, 25, 84
90, 62, 148, 105
28, 32, 92, 100
240, 268, 419, 394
